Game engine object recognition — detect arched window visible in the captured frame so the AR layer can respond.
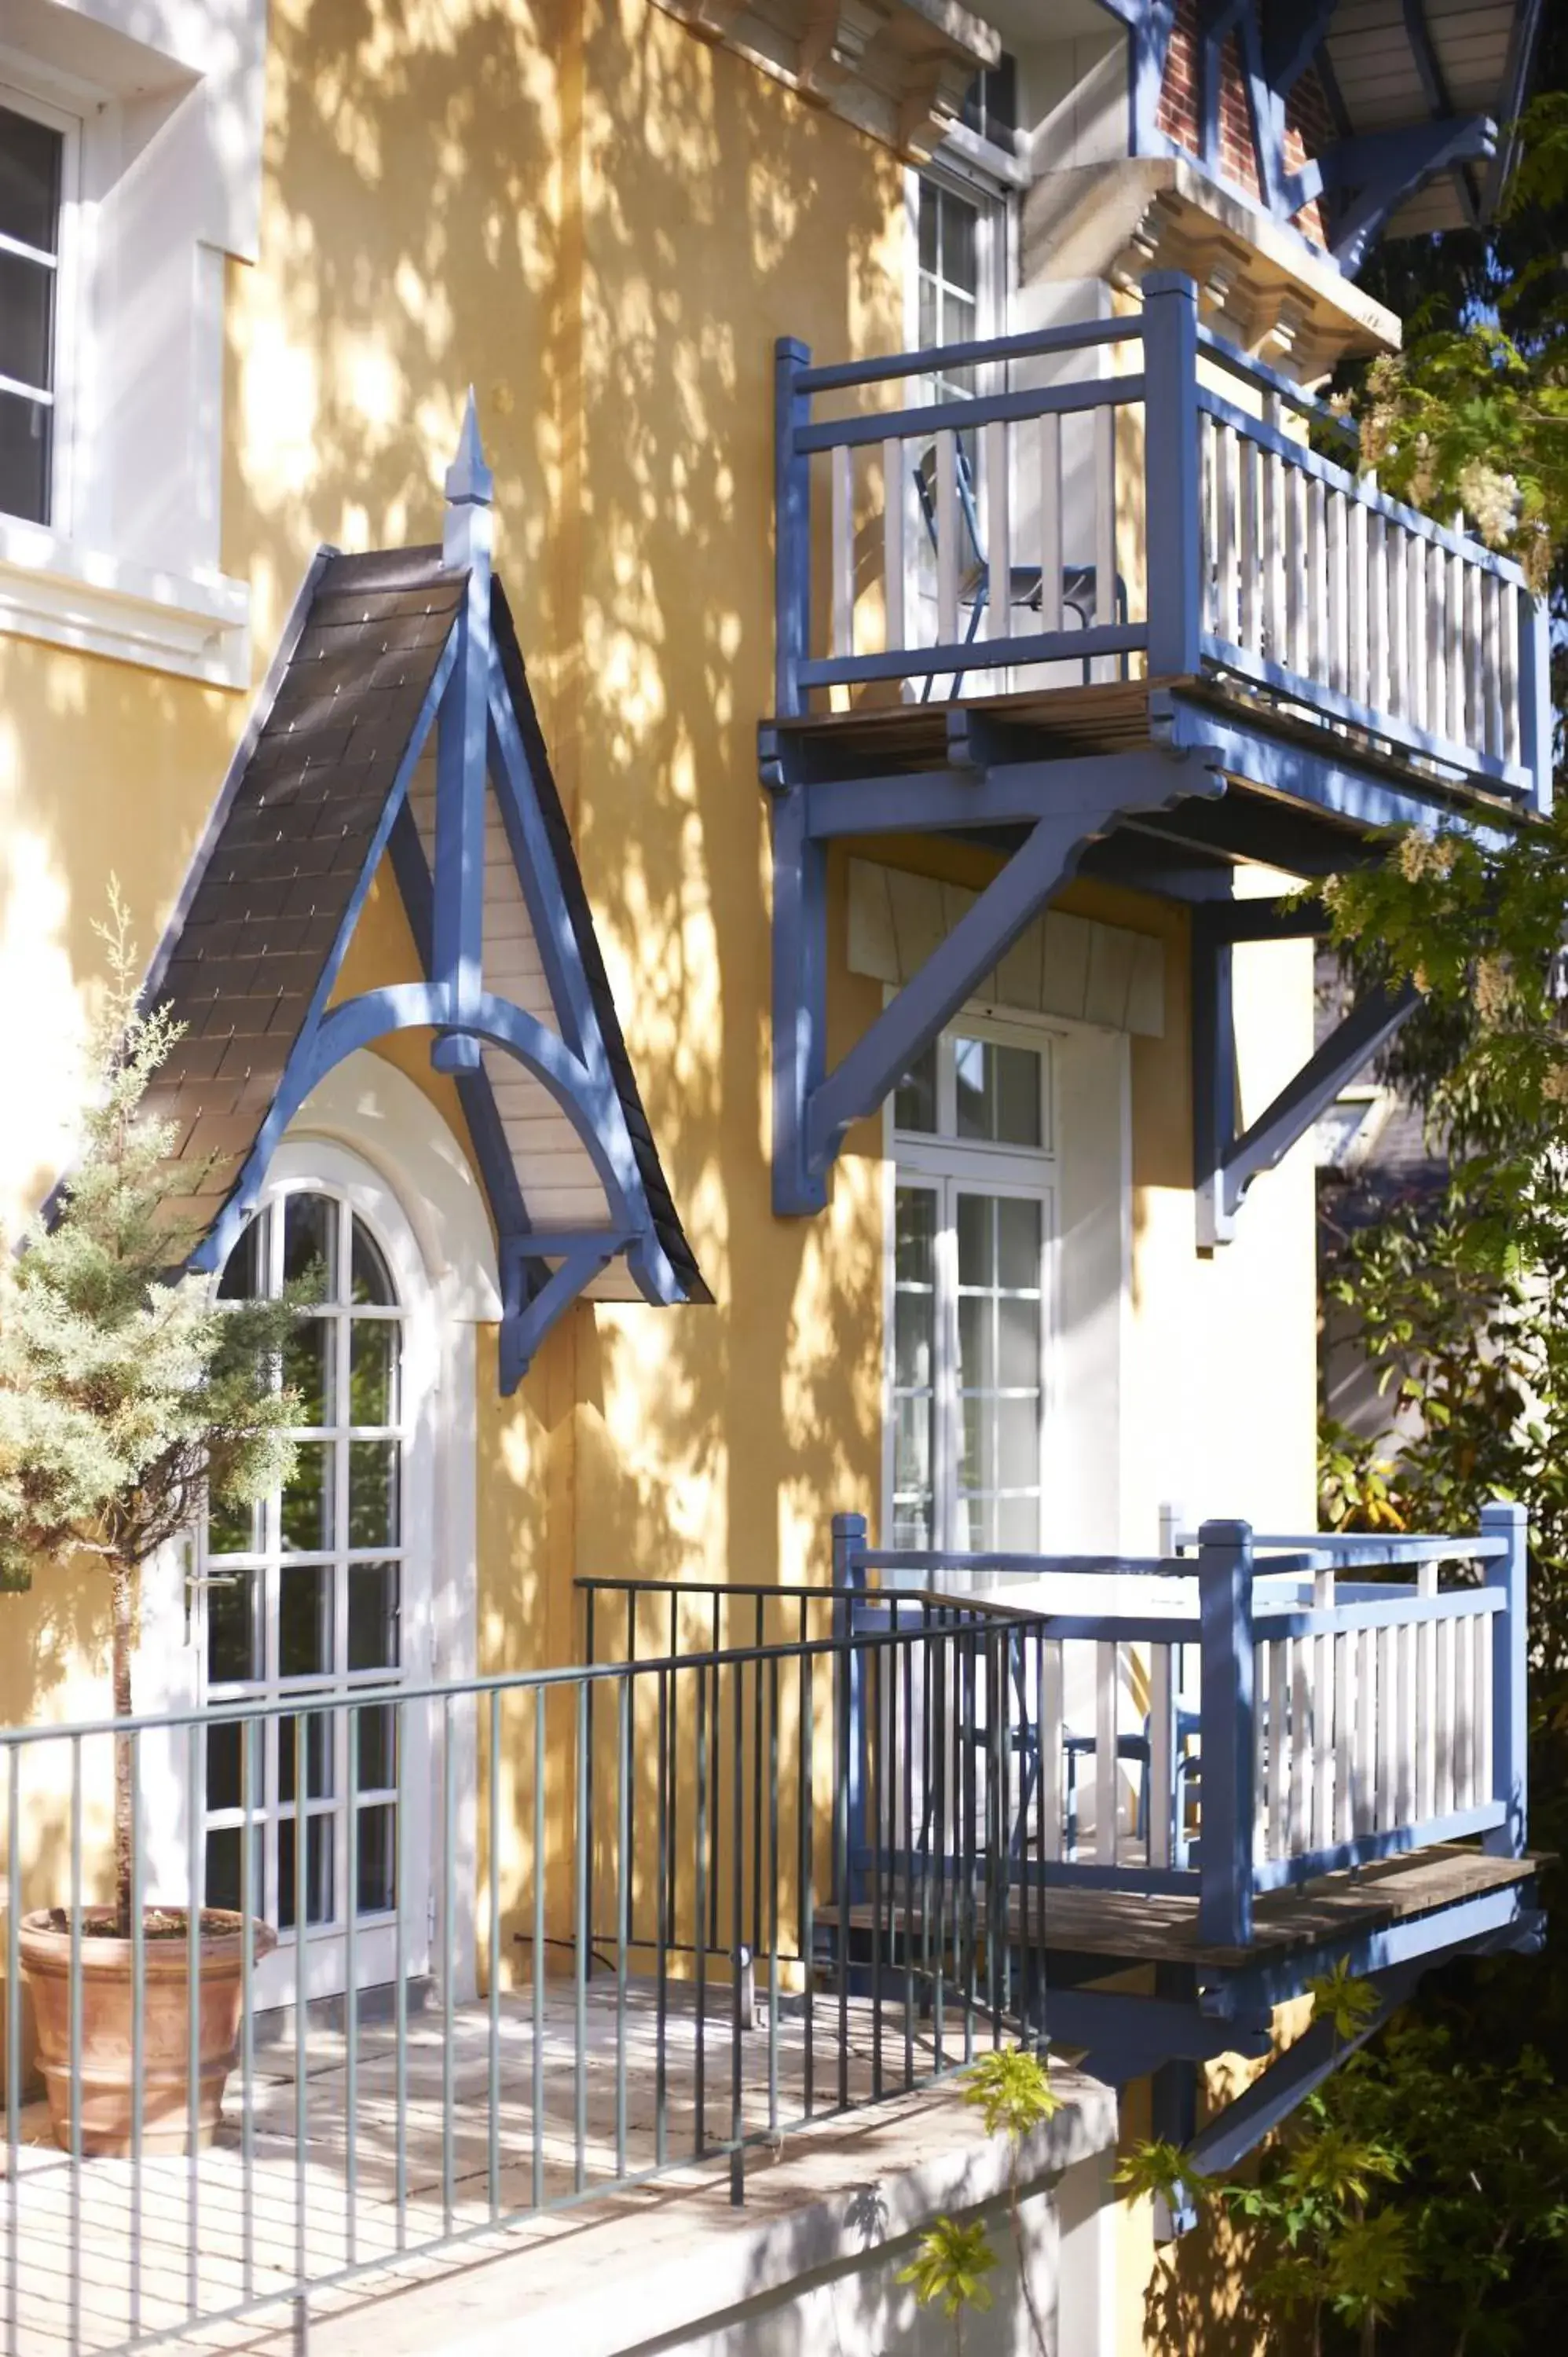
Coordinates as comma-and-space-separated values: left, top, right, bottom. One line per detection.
199, 1180, 423, 1997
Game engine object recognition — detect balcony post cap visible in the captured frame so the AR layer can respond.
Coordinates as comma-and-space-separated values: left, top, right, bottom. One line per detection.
1196, 1517, 1254, 1549
1141, 268, 1200, 304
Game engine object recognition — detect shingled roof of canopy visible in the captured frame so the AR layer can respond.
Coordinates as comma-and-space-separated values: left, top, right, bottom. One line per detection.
138, 540, 709, 1307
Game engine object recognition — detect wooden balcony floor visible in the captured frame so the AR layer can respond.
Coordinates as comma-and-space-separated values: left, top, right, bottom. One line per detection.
817, 1844, 1541, 1973
771, 670, 1525, 832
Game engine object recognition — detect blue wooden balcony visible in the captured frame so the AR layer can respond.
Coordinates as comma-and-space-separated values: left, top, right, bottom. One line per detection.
761, 274, 1552, 1229
771, 273, 1551, 812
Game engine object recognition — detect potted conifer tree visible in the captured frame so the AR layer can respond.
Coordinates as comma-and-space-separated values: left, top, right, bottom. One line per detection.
0, 899, 302, 2154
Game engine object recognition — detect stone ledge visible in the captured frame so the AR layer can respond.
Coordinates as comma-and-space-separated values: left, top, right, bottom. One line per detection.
276, 2069, 1117, 2357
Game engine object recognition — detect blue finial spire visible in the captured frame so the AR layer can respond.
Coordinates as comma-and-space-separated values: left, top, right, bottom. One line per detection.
445, 386, 493, 508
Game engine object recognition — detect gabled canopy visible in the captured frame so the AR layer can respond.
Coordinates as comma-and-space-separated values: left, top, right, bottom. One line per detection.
142, 405, 708, 1391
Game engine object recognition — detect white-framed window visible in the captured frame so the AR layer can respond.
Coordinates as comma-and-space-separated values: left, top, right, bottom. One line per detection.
0, 2, 265, 685
0, 85, 77, 530
909, 163, 1009, 384
886, 1017, 1058, 1552
196, 1173, 434, 2007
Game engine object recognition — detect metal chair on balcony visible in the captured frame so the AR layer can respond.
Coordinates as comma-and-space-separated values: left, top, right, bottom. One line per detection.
912, 440, 1128, 701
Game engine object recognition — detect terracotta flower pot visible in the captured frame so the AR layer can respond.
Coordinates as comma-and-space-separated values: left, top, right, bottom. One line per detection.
18, 1908, 277, 2157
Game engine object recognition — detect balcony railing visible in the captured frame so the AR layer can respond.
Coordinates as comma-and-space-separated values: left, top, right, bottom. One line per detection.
835, 1505, 1528, 1949
775, 273, 1552, 809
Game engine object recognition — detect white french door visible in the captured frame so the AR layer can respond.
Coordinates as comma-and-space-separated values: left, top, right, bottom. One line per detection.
888, 1023, 1057, 1553
196, 1181, 431, 2007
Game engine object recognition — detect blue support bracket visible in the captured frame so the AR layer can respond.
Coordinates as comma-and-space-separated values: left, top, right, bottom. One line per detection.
1192, 900, 1420, 1246
770, 744, 1223, 1214
1329, 116, 1497, 273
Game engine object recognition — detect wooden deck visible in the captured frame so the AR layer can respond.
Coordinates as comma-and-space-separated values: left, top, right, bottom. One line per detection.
767, 669, 1526, 833
817, 1845, 1541, 1974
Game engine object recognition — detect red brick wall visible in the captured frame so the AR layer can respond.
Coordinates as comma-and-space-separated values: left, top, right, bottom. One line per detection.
1154, 0, 1328, 251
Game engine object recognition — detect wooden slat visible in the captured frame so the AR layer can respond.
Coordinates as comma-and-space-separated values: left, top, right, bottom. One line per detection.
1094, 405, 1116, 681
1307, 474, 1328, 687
1436, 1612, 1456, 1819
1267, 1637, 1289, 1860
830, 443, 854, 661
1239, 436, 1260, 652
1040, 1639, 1064, 1863
1148, 1644, 1174, 1871
1328, 491, 1349, 696
1334, 1628, 1354, 1844
1368, 510, 1389, 717
1038, 412, 1063, 633
936, 432, 959, 647
1347, 497, 1368, 709
882, 435, 905, 655
1406, 532, 1426, 733
1094, 1640, 1119, 1866
1501, 581, 1521, 768
1290, 1632, 1312, 1857
1417, 1562, 1438, 1822
985, 418, 1010, 647
1388, 512, 1409, 723
1313, 1570, 1335, 1851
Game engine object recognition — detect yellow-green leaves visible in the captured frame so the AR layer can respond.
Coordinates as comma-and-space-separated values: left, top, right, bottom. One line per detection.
962, 2046, 1061, 2145
898, 2215, 996, 2321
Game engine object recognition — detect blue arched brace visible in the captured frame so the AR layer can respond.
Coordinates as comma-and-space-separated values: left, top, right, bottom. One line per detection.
192, 978, 684, 1310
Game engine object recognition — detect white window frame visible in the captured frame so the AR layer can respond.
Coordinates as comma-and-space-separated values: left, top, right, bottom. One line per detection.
904, 158, 1012, 357
882, 1008, 1062, 1556
0, 2, 264, 686
192, 1149, 438, 2011
0, 79, 81, 537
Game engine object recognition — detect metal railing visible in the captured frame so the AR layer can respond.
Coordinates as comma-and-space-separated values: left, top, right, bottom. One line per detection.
834, 1501, 1530, 1949
775, 273, 1552, 807
0, 1596, 1045, 2357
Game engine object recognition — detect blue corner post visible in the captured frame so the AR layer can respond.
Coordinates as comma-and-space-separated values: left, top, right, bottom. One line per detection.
775, 337, 811, 720
1481, 1499, 1529, 1857
1197, 1519, 1255, 1949
1520, 589, 1554, 816
432, 388, 494, 1076
833, 1513, 870, 1919
771, 780, 828, 1216
1141, 272, 1202, 683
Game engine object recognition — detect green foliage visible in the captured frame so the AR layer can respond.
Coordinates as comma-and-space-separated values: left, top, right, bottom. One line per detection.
962, 2044, 1062, 2145
0, 891, 302, 1593
1309, 1961, 1382, 2047
898, 2214, 996, 2325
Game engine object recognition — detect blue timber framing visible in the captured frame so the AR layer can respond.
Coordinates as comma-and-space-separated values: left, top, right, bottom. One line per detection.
768, 742, 1225, 1215
186, 395, 694, 1389
1087, 1, 1534, 276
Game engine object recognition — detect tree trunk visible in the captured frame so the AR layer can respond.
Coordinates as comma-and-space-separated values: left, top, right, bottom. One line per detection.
110, 1556, 134, 1937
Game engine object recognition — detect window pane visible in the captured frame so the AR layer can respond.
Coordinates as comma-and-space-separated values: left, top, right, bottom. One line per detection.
217, 1214, 264, 1303
356, 1703, 397, 1793
957, 1292, 993, 1391
279, 1565, 332, 1677
348, 1441, 399, 1548
995, 1045, 1042, 1148
277, 1814, 333, 1930
997, 1494, 1039, 1552
894, 1395, 932, 1497
954, 1038, 987, 1140
998, 1292, 1040, 1388
895, 1186, 936, 1286
998, 1197, 1042, 1291
278, 1710, 333, 1801
284, 1318, 334, 1428
206, 1720, 244, 1813
207, 1490, 258, 1556
355, 1803, 397, 1916
956, 1192, 992, 1286
0, 388, 49, 526
894, 1043, 937, 1135
894, 1281, 932, 1389
0, 249, 54, 390
204, 1827, 262, 1919
955, 1494, 995, 1550
207, 1570, 259, 1683
350, 1219, 395, 1306
997, 1396, 1040, 1490
280, 1442, 333, 1552
349, 1320, 397, 1426
943, 191, 978, 294
892, 1499, 932, 1548
283, 1193, 335, 1302
0, 106, 62, 254
348, 1563, 400, 1671
960, 1391, 990, 1490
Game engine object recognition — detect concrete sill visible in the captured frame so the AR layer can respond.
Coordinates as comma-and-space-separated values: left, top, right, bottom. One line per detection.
0, 521, 250, 688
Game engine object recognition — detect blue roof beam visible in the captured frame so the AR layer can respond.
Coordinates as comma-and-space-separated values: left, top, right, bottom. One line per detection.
1323, 114, 1498, 273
